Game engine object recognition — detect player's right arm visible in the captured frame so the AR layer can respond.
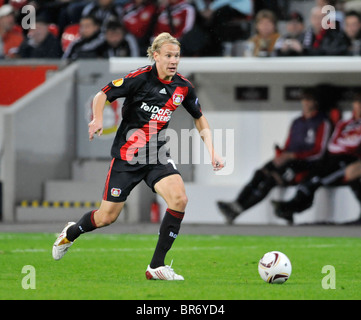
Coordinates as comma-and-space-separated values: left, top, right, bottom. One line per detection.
89, 70, 146, 141
88, 91, 107, 141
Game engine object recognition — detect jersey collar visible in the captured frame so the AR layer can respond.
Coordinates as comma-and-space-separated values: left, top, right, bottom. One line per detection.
152, 63, 174, 84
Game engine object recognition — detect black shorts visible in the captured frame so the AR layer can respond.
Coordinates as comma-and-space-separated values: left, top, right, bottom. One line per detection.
102, 158, 180, 202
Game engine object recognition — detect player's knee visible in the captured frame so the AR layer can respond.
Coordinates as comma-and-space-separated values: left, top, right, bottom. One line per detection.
172, 193, 188, 211
96, 211, 118, 227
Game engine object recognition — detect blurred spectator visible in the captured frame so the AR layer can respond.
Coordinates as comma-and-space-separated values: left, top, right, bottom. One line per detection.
57, 1, 90, 34
0, 4, 23, 58
27, 0, 89, 36
272, 92, 361, 224
315, 0, 344, 26
193, 0, 253, 56
62, 15, 103, 59
98, 19, 139, 57
26, 1, 73, 24
154, 0, 207, 56
247, 9, 280, 57
82, 0, 124, 32
217, 88, 331, 225
122, 0, 158, 56
274, 11, 305, 56
302, 6, 350, 56
194, 0, 252, 40
153, 0, 195, 40
18, 15, 63, 58
61, 23, 80, 52
343, 10, 361, 55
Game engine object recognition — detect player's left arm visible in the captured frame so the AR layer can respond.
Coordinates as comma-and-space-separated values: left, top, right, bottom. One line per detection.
181, 82, 224, 171
194, 115, 224, 171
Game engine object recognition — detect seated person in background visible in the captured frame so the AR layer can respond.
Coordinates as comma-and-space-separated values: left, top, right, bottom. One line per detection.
62, 15, 103, 60
122, 0, 158, 56
302, 6, 350, 56
153, 0, 195, 40
343, 10, 361, 55
272, 92, 361, 224
247, 9, 280, 57
155, 0, 208, 56
274, 11, 305, 56
57, 0, 92, 34
315, 0, 344, 28
194, 0, 253, 19
217, 88, 331, 224
0, 4, 23, 58
25, 0, 78, 34
81, 0, 124, 32
18, 15, 63, 58
98, 20, 139, 57
193, 0, 253, 56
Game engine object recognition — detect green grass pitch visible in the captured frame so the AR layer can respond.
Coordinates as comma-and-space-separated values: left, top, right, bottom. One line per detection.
1, 232, 360, 300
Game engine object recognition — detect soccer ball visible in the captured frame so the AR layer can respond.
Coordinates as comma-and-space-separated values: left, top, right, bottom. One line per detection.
258, 251, 292, 284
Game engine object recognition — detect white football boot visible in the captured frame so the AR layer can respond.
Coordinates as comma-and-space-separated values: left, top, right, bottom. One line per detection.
145, 261, 184, 280
52, 222, 76, 260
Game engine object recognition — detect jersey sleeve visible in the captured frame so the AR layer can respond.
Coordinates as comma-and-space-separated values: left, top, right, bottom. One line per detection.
328, 119, 361, 156
182, 85, 203, 119
101, 76, 142, 103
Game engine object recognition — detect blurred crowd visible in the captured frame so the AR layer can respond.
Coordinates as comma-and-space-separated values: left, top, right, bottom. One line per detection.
0, 0, 361, 59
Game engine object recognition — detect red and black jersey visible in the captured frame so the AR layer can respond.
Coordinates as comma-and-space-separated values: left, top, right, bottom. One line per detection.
153, 0, 196, 39
122, 2, 157, 39
101, 63, 202, 169
328, 117, 361, 157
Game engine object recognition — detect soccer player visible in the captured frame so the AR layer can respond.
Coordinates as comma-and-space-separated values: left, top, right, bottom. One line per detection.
217, 88, 331, 224
52, 32, 224, 280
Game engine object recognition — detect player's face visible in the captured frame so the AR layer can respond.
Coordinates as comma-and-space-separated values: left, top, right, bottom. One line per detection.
154, 43, 180, 81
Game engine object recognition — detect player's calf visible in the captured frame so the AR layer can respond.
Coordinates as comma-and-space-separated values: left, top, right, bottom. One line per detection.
66, 210, 98, 241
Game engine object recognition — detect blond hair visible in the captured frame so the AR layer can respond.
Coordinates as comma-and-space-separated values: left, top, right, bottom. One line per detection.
147, 32, 181, 61
255, 9, 278, 25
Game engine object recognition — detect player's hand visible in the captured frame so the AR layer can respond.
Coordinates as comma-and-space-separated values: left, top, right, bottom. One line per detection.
212, 153, 225, 171
88, 119, 103, 141
273, 152, 295, 167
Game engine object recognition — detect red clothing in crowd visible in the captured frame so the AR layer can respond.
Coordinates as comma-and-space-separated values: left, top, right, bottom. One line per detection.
153, 0, 195, 39
1, 24, 23, 58
122, 1, 157, 39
